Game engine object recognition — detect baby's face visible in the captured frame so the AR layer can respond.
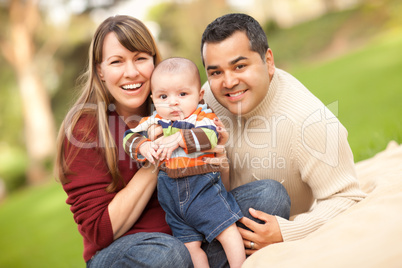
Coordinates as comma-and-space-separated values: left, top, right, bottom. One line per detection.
151, 72, 203, 121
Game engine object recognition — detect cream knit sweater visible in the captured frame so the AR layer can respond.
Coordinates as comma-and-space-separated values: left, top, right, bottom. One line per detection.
203, 68, 367, 241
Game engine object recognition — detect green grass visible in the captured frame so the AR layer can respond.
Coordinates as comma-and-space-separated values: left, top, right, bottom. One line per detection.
0, 181, 84, 267
268, 9, 358, 67
291, 30, 402, 161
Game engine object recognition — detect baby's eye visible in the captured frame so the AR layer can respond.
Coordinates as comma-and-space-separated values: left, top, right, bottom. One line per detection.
159, 94, 167, 99
179, 92, 187, 97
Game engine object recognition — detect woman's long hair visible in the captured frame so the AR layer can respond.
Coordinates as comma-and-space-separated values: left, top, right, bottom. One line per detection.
55, 15, 162, 192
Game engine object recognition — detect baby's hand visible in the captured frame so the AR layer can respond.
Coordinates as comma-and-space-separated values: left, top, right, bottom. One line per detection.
148, 124, 163, 141
138, 141, 159, 164
154, 132, 183, 161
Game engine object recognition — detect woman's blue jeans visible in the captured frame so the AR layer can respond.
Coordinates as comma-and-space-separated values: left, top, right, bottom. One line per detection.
87, 179, 290, 268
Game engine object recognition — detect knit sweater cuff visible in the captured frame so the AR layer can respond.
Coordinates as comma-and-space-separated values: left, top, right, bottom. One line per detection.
276, 216, 323, 241
276, 195, 361, 241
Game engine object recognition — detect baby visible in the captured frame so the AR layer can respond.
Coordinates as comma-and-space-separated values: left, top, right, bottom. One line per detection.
123, 57, 245, 267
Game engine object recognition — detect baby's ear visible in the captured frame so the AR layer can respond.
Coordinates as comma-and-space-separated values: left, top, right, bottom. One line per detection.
199, 88, 205, 101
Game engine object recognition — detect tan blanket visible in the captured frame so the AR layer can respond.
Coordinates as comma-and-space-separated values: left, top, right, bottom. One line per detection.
243, 141, 402, 268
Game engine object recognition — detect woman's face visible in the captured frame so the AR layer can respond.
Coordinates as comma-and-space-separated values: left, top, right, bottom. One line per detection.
97, 32, 154, 119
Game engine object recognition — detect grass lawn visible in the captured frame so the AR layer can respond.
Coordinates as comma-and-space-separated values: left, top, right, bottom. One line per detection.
290, 29, 402, 161
0, 181, 84, 267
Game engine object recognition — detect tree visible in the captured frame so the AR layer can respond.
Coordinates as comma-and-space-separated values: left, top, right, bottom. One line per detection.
1, 0, 56, 184
148, 0, 232, 83
0, 0, 127, 185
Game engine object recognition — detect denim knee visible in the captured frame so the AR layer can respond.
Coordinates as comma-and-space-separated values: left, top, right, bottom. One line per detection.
159, 233, 193, 267
87, 233, 192, 268
261, 179, 291, 219
231, 179, 291, 221
149, 234, 193, 268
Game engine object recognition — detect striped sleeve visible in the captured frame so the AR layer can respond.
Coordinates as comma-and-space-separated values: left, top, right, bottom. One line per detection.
123, 116, 155, 161
123, 130, 149, 162
181, 105, 218, 154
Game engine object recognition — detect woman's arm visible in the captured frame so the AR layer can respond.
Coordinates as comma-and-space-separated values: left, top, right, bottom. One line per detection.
108, 163, 158, 240
64, 145, 160, 246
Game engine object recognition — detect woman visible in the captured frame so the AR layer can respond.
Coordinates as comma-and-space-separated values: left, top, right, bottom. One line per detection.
55, 15, 191, 267
55, 15, 290, 267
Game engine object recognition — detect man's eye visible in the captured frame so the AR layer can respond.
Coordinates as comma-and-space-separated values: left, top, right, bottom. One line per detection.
210, 71, 221, 76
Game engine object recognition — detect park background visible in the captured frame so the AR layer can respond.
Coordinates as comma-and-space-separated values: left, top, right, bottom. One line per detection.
0, 0, 401, 266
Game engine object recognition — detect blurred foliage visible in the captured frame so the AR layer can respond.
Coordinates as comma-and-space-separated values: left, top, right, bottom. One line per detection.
267, 6, 390, 69
51, 14, 96, 125
0, 144, 28, 192
0, 2, 100, 192
148, 0, 233, 83
0, 4, 26, 191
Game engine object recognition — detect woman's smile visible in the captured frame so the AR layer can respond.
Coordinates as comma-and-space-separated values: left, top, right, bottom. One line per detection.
121, 83, 142, 90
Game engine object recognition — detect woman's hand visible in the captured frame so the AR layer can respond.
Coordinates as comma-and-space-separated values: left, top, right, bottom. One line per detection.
238, 208, 283, 255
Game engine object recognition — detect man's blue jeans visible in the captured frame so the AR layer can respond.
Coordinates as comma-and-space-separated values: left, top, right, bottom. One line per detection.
87, 179, 290, 267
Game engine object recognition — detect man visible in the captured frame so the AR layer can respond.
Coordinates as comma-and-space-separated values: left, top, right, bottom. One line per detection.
201, 13, 366, 255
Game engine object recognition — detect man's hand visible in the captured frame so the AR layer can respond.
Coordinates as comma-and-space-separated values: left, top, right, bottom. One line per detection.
238, 208, 283, 255
202, 117, 229, 168
202, 117, 230, 189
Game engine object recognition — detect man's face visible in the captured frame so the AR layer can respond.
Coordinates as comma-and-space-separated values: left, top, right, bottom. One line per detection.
202, 31, 275, 115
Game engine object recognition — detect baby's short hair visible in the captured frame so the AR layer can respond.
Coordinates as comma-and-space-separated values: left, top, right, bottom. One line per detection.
151, 57, 201, 88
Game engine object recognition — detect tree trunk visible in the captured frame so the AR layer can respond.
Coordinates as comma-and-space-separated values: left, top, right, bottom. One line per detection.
2, 0, 56, 184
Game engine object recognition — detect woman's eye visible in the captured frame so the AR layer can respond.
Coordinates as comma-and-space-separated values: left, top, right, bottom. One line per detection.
136, 53, 152, 61
236, 64, 245, 70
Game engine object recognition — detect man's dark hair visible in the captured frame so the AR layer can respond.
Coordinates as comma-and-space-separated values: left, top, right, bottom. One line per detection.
201, 13, 269, 65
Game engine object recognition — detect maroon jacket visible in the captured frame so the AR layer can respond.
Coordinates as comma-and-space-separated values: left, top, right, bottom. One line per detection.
62, 111, 170, 262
